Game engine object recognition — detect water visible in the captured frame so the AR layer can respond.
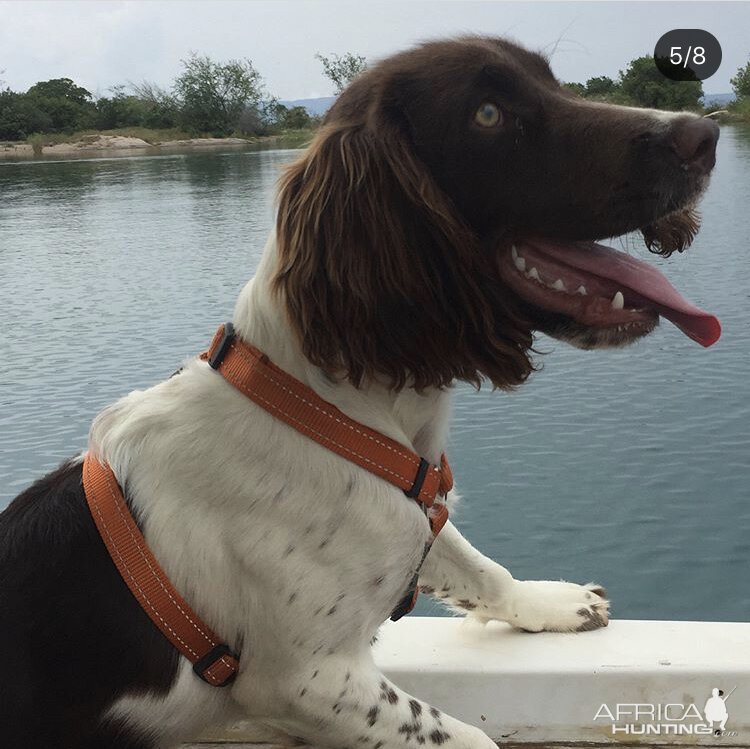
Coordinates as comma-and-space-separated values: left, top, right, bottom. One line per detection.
1, 130, 749, 622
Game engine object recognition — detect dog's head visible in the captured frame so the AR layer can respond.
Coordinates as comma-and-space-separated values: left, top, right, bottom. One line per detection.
274, 36, 720, 390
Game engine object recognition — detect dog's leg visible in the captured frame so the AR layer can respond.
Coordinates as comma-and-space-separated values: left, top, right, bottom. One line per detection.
234, 655, 496, 749
419, 505, 608, 632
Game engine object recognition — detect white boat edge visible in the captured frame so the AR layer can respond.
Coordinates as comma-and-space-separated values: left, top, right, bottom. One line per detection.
191, 616, 750, 746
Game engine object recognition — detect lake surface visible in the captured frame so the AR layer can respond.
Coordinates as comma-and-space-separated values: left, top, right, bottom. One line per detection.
1, 129, 749, 622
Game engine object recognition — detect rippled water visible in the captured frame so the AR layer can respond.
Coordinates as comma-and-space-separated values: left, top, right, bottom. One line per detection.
1, 130, 749, 621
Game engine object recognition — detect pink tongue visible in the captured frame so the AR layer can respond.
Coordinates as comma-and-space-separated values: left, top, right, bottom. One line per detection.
527, 239, 721, 347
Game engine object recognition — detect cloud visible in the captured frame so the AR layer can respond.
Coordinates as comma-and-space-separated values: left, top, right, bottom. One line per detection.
1, 1, 747, 98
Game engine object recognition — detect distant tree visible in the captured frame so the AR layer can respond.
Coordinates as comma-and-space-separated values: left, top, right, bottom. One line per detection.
24, 77, 95, 132
730, 59, 750, 99
27, 77, 92, 105
562, 81, 587, 97
173, 54, 265, 136
236, 98, 286, 136
93, 86, 148, 130
618, 56, 703, 111
281, 105, 312, 129
0, 89, 52, 139
585, 75, 617, 98
130, 81, 180, 129
315, 52, 367, 94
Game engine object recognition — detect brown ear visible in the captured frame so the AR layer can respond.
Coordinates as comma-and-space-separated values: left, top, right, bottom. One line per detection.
273, 112, 534, 391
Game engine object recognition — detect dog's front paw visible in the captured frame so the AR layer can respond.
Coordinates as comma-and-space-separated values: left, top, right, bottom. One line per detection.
502, 579, 609, 632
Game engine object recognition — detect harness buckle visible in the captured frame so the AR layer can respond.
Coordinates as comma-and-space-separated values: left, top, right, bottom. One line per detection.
193, 643, 239, 686
404, 458, 430, 499
208, 322, 235, 370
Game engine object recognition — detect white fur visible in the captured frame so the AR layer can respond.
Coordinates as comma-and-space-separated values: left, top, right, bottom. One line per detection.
93, 233, 607, 747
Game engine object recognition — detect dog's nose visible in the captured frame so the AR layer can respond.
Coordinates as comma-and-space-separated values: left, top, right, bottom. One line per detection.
671, 118, 719, 172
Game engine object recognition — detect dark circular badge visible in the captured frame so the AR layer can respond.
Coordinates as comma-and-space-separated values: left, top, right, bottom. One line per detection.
654, 29, 722, 81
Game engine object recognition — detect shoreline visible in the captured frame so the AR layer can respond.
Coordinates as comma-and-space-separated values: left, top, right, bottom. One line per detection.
0, 132, 312, 160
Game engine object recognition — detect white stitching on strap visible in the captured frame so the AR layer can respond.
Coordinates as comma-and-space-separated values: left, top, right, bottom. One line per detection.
227, 344, 438, 493
232, 343, 411, 458
92, 463, 217, 652
224, 365, 412, 486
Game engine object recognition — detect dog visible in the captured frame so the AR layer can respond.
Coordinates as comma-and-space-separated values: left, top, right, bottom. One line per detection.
0, 36, 719, 749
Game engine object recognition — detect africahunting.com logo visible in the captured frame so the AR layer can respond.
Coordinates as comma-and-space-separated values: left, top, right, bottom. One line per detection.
594, 687, 738, 737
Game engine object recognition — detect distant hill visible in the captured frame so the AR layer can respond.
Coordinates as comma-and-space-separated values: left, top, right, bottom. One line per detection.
702, 92, 735, 106
280, 97, 336, 116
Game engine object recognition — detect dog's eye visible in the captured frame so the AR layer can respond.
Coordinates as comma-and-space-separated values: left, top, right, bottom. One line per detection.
474, 102, 502, 128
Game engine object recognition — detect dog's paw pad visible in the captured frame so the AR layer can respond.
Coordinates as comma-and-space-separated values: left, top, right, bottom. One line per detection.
575, 604, 609, 631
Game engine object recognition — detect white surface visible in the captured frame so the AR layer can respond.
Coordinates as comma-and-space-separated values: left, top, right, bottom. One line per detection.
200, 617, 750, 745
372, 617, 750, 744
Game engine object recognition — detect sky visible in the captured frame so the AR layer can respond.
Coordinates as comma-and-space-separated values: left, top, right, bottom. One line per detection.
1, 1, 749, 100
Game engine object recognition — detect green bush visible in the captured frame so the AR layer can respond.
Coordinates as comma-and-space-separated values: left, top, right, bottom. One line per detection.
174, 54, 265, 136
731, 61, 750, 100
565, 55, 704, 111
618, 56, 703, 110
26, 78, 95, 132
0, 90, 52, 139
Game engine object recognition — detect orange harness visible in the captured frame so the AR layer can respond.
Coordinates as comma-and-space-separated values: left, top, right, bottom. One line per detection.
83, 323, 452, 686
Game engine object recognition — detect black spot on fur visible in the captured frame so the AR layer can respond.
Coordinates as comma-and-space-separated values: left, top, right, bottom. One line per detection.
429, 730, 451, 745
409, 699, 423, 718
288, 592, 297, 604
327, 606, 337, 616
284, 544, 295, 556
399, 722, 421, 739
373, 575, 385, 586
299, 688, 307, 697
383, 687, 398, 704
367, 706, 379, 726
312, 670, 319, 679
319, 539, 329, 549
430, 707, 441, 720
457, 599, 477, 611
418, 585, 434, 594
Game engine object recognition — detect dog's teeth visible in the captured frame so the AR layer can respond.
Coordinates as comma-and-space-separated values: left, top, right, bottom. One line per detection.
576, 285, 587, 295
552, 278, 566, 291
512, 245, 519, 260
527, 267, 540, 281
611, 291, 625, 310
514, 255, 526, 272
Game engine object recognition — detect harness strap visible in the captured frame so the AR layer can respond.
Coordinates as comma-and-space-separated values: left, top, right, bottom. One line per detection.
203, 322, 452, 621
82, 455, 239, 687
82, 323, 453, 687
202, 323, 453, 509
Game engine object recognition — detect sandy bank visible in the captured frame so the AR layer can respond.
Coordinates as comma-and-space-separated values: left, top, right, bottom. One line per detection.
1, 134, 261, 159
